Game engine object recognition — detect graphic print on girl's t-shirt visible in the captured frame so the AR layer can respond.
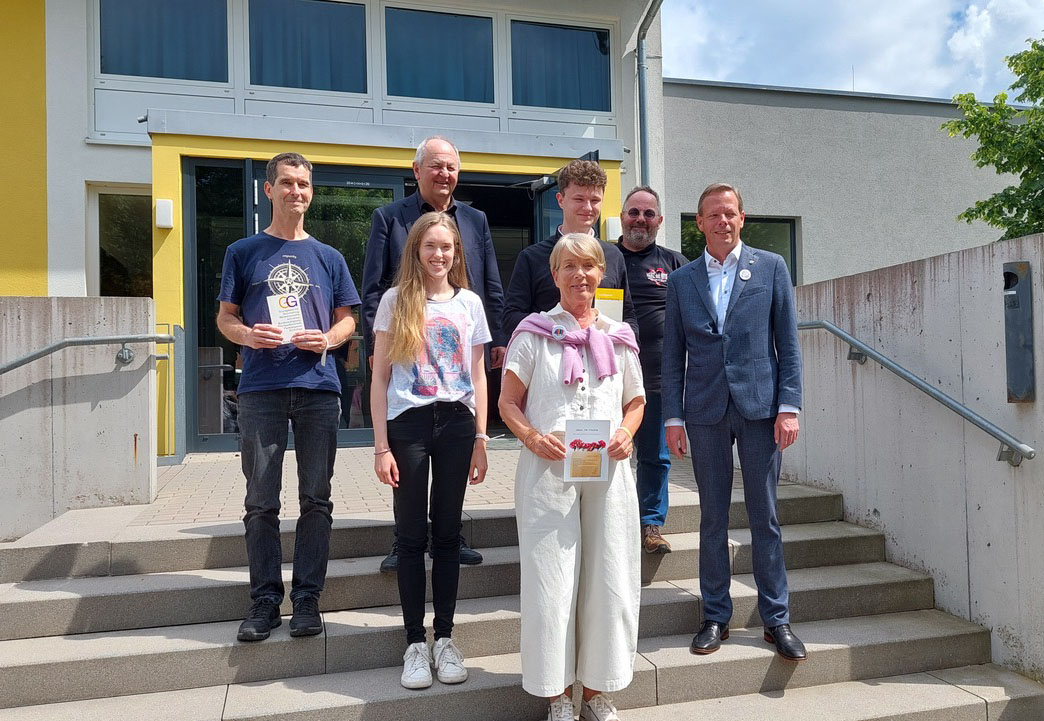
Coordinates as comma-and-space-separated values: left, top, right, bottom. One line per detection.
411, 315, 471, 397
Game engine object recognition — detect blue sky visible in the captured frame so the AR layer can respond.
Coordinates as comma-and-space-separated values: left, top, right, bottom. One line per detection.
661, 0, 1044, 101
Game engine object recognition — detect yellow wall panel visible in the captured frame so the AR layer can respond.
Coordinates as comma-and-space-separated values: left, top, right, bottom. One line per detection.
0, 4, 47, 295
150, 133, 621, 453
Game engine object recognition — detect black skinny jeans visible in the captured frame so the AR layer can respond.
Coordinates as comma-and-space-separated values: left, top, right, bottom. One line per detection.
389, 401, 475, 644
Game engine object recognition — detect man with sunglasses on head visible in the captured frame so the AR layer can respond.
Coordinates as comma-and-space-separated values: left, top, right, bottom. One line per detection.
618, 186, 688, 555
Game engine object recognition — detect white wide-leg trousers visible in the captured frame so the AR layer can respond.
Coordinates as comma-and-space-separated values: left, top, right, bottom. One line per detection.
515, 454, 641, 697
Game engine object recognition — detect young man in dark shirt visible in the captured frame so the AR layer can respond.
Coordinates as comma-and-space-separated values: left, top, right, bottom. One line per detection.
502, 159, 638, 340
618, 186, 688, 554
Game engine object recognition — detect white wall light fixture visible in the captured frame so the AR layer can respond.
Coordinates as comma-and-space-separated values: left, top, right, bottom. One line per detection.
155, 198, 174, 229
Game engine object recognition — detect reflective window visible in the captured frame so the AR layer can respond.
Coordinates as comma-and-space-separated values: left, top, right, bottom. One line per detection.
98, 194, 153, 297
99, 0, 228, 82
385, 7, 493, 103
249, 0, 366, 93
511, 21, 610, 112
680, 215, 798, 284
194, 166, 246, 436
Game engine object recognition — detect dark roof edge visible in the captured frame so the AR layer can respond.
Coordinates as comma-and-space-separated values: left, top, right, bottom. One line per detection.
663, 76, 1029, 109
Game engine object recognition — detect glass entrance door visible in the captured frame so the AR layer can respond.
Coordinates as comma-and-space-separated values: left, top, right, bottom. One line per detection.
185, 158, 403, 451
253, 167, 403, 441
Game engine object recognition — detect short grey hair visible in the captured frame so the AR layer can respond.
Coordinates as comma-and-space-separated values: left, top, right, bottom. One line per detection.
550, 233, 606, 274
623, 185, 662, 214
413, 135, 461, 166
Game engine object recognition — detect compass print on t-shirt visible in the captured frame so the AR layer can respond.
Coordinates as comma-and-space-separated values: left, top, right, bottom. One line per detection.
267, 255, 318, 298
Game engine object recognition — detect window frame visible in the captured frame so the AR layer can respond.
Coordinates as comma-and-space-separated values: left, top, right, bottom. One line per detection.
679, 214, 799, 285
243, 0, 371, 100
87, 0, 620, 138
92, 0, 236, 89
86, 184, 153, 297
505, 15, 616, 118
378, 1, 499, 112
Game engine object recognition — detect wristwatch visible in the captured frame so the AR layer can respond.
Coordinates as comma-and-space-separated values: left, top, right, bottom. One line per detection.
475, 433, 491, 442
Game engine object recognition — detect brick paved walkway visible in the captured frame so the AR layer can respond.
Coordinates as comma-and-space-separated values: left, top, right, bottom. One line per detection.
142, 448, 703, 526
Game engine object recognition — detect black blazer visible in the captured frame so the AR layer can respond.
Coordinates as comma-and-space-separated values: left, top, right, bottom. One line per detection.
501, 230, 639, 340
361, 191, 507, 353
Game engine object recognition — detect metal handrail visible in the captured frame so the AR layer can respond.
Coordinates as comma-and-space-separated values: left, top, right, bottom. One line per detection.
799, 320, 1035, 466
0, 334, 175, 376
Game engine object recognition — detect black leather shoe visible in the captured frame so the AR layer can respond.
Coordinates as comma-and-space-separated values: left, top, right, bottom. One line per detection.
458, 535, 483, 565
289, 595, 322, 637
690, 620, 729, 655
237, 597, 281, 642
764, 623, 807, 661
380, 542, 398, 573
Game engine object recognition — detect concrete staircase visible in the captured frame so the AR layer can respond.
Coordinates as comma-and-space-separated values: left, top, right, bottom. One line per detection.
1, 483, 1042, 720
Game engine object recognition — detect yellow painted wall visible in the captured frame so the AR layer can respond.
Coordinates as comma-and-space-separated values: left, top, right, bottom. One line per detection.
1, 4, 48, 295
151, 134, 621, 452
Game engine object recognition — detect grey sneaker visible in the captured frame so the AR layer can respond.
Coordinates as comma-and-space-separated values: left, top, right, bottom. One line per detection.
432, 637, 468, 683
400, 641, 433, 689
580, 693, 620, 721
548, 694, 575, 721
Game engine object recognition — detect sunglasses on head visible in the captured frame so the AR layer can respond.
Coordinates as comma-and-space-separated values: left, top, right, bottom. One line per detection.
626, 208, 658, 219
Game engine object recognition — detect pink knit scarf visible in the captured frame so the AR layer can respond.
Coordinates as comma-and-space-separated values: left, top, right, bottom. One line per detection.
508, 313, 638, 385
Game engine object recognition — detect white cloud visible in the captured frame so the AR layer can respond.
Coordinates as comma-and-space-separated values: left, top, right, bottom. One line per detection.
661, 0, 1044, 100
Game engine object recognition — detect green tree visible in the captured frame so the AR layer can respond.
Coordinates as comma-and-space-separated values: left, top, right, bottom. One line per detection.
942, 36, 1044, 239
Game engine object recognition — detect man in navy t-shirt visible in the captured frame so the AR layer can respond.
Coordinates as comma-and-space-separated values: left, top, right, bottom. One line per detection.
217, 152, 360, 643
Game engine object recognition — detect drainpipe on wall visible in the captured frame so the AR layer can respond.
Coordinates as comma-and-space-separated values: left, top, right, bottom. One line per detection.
637, 0, 664, 186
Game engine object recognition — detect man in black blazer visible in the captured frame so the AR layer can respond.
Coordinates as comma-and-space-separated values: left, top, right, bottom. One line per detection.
501, 159, 638, 339
362, 136, 506, 572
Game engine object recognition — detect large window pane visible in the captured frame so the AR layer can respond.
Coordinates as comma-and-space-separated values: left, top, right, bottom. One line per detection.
680, 215, 797, 284
511, 21, 610, 112
385, 8, 493, 103
99, 0, 228, 82
99, 194, 152, 297
304, 186, 394, 430
249, 0, 366, 93
194, 165, 246, 435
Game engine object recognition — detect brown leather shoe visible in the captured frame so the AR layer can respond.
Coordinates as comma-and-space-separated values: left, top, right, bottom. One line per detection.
641, 525, 672, 554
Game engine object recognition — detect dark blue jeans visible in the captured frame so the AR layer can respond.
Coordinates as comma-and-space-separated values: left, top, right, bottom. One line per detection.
238, 388, 340, 604
635, 391, 671, 527
389, 401, 475, 644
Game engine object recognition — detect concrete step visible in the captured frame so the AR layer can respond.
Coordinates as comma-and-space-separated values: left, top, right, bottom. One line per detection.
6, 663, 1041, 721
637, 609, 991, 705
0, 484, 843, 582
0, 521, 883, 640
622, 664, 1044, 721
0, 612, 993, 721
0, 563, 932, 708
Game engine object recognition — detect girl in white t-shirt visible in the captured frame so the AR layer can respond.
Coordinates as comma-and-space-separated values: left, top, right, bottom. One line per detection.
370, 211, 491, 691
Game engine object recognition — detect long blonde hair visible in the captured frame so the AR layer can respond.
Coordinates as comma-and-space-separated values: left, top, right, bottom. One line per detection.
387, 212, 470, 365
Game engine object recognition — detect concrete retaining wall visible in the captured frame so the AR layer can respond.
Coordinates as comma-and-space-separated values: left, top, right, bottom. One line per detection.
0, 297, 157, 540
782, 234, 1044, 680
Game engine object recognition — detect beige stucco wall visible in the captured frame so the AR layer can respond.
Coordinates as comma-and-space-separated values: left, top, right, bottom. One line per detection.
663, 79, 1013, 284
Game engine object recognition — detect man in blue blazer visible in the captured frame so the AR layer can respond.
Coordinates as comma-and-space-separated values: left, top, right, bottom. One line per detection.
362, 136, 506, 572
661, 183, 806, 661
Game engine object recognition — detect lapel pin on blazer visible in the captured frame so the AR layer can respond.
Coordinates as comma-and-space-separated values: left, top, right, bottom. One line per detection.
739, 269, 752, 281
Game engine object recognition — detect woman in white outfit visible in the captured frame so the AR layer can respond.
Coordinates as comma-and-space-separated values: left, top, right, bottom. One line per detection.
499, 233, 645, 721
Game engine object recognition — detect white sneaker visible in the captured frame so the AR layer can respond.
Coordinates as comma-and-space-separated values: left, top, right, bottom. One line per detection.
400, 641, 433, 689
548, 694, 575, 721
432, 637, 468, 684
579, 693, 620, 721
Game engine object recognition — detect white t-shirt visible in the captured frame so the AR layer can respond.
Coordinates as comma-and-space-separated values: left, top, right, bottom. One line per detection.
374, 286, 492, 420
